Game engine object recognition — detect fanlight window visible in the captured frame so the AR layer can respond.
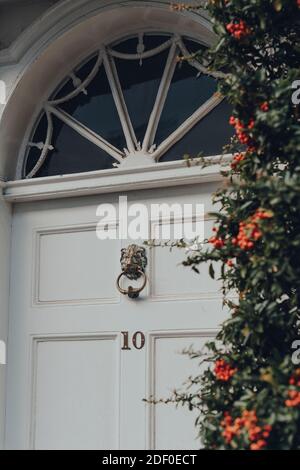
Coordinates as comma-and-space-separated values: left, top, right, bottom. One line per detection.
24, 33, 232, 179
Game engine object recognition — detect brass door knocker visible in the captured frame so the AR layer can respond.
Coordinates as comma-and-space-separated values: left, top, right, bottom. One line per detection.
116, 244, 148, 299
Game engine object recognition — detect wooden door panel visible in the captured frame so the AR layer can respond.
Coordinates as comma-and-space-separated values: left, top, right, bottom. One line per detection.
36, 225, 120, 305
147, 331, 215, 450
32, 334, 120, 450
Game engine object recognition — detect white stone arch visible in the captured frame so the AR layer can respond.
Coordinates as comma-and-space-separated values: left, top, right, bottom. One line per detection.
0, 0, 216, 181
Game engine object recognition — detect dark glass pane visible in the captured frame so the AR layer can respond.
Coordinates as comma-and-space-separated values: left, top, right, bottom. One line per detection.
59, 63, 126, 151
155, 62, 218, 146
183, 38, 207, 55
26, 115, 115, 177
53, 55, 99, 101
114, 36, 170, 144
159, 100, 233, 162
24, 35, 230, 178
53, 77, 74, 101
112, 34, 171, 54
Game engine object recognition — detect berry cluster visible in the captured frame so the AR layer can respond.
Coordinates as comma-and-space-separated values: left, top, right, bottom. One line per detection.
260, 101, 269, 112
289, 369, 300, 386
214, 359, 237, 381
285, 370, 300, 407
209, 227, 225, 248
208, 236, 224, 249
226, 20, 251, 40
229, 116, 255, 145
247, 145, 257, 154
231, 152, 245, 170
232, 209, 273, 250
221, 410, 272, 450
286, 390, 300, 408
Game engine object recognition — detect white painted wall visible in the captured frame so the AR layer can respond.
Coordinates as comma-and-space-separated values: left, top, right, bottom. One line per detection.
0, 195, 11, 449
0, 1, 58, 51
0, 0, 68, 449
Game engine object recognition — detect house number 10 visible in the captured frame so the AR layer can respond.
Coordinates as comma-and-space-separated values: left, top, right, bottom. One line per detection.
121, 331, 145, 350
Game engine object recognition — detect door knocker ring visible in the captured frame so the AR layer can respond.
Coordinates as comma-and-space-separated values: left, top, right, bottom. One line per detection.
116, 245, 148, 299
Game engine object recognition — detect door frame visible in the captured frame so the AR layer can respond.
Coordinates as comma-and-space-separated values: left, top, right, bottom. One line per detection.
3, 156, 230, 203
5, 173, 226, 449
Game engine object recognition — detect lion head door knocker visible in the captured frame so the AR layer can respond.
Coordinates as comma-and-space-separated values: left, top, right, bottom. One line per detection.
116, 244, 148, 299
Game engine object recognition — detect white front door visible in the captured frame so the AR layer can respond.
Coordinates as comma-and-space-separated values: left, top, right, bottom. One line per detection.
5, 182, 226, 450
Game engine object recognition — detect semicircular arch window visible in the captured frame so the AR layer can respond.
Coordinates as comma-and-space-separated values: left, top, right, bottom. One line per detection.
23, 33, 232, 179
